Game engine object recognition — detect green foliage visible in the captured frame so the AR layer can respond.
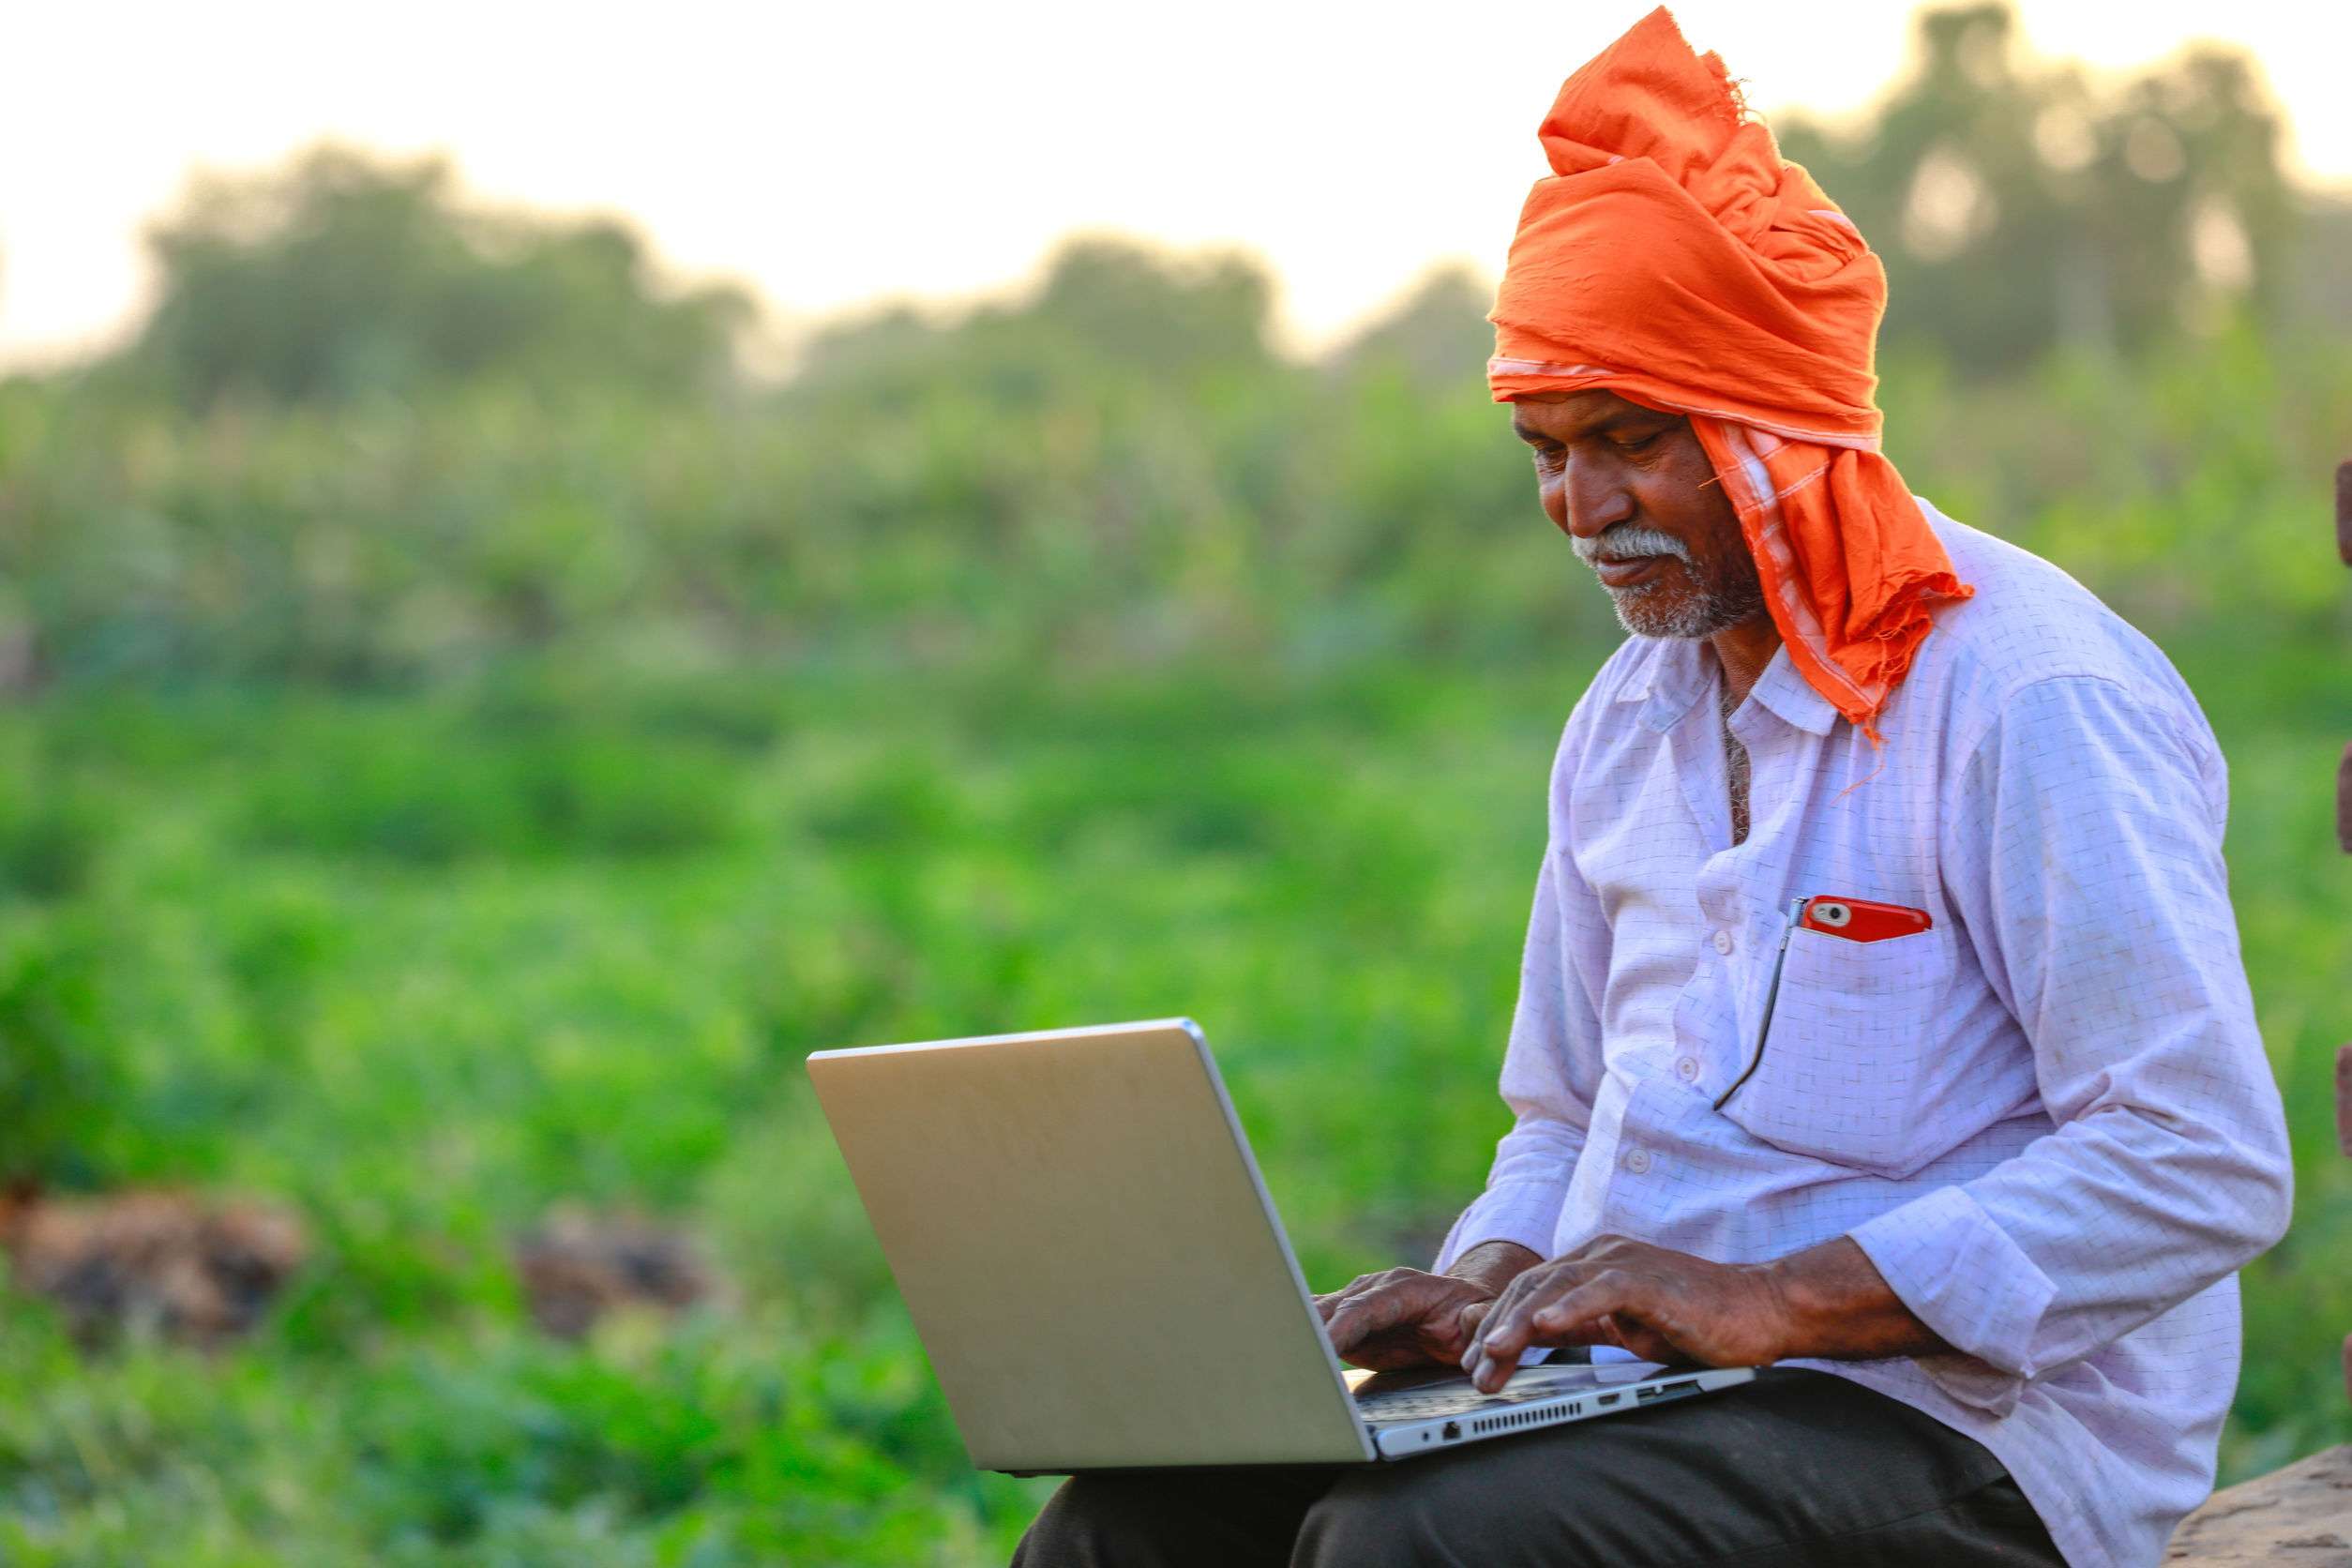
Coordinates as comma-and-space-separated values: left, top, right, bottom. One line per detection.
122, 145, 753, 406
1, 27, 2348, 1552
0, 917, 125, 1189
12, 281, 2345, 700
232, 698, 746, 864
0, 731, 106, 902
1776, 4, 2303, 369
0, 630, 2343, 1559
801, 235, 1278, 401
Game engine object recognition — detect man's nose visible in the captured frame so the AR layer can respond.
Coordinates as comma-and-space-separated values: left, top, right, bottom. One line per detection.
1556, 461, 1636, 539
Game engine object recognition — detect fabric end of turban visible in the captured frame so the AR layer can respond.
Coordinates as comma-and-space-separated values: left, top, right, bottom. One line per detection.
1832, 569, 1977, 747
1592, 8, 1753, 148
1688, 418, 1972, 745
1686, 19, 1754, 134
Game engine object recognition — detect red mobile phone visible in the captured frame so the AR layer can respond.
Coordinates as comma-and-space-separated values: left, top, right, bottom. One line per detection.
1798, 896, 1931, 942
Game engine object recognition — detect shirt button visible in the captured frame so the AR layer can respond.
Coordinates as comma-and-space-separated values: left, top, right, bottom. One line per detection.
1711, 929, 1735, 956
1675, 1056, 1699, 1083
1623, 1146, 1652, 1175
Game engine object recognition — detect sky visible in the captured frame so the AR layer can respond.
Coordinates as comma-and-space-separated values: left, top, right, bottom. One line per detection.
4, 0, 2349, 369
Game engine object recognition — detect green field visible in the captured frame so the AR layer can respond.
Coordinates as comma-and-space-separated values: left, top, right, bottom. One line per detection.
8, 35, 2352, 1558
6, 193, 2352, 1564
1, 626, 2346, 1563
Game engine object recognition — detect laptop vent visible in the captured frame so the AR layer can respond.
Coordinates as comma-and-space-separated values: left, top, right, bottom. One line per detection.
1470, 1400, 1578, 1436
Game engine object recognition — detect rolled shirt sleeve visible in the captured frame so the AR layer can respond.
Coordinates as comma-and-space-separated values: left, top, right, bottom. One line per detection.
1847, 674, 2294, 1412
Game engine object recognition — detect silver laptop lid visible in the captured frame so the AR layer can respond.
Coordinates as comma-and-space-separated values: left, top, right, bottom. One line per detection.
807, 1018, 1375, 1470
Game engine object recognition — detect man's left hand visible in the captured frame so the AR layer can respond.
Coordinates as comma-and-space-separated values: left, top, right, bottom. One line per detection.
1458, 1233, 1790, 1393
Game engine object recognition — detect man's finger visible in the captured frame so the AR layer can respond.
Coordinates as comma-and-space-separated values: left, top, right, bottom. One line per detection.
1463, 1270, 1541, 1362
1323, 1284, 1416, 1352
1453, 1302, 1493, 1376
1525, 1276, 1645, 1347
1478, 1263, 1571, 1350
1465, 1273, 1549, 1388
1474, 1269, 1632, 1390
1314, 1274, 1391, 1323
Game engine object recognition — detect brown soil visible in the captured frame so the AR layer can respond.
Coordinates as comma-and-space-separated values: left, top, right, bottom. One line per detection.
511, 1206, 718, 1338
0, 1184, 307, 1346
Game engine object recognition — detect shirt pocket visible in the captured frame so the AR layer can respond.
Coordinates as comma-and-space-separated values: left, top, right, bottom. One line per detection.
1718, 922, 1953, 1175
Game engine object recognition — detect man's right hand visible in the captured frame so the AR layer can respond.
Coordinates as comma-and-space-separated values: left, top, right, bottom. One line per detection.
1314, 1241, 1542, 1370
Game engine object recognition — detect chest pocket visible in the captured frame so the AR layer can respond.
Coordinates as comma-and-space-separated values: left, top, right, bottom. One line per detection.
1718, 922, 1955, 1175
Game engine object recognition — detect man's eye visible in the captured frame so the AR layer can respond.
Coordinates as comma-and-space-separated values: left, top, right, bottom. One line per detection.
1530, 447, 1564, 472
1615, 432, 1662, 453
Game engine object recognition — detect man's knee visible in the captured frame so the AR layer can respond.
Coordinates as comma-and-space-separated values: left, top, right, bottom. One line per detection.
1012, 1476, 1166, 1566
1293, 1484, 1434, 1568
1013, 1470, 1324, 1568
1294, 1465, 1592, 1568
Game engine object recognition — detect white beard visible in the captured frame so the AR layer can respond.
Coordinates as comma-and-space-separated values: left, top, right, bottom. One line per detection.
1576, 525, 1766, 640
1608, 569, 1765, 640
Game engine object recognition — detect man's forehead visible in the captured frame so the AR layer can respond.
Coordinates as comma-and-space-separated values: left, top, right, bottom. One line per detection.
1509, 389, 1677, 439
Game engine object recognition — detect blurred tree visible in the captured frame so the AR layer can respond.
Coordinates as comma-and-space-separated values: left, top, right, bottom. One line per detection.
1018, 235, 1274, 380
1775, 3, 2299, 372
793, 234, 1278, 406
2284, 195, 2352, 335
1327, 264, 1497, 393
126, 144, 755, 404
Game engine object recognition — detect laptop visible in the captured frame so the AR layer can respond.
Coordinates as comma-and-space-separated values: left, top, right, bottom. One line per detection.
805, 1018, 1753, 1472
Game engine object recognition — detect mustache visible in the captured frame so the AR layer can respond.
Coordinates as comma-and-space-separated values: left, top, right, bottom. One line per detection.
1572, 525, 1693, 566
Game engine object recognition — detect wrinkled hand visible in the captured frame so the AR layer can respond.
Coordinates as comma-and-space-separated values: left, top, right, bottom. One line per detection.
1458, 1234, 1790, 1393
1315, 1267, 1503, 1371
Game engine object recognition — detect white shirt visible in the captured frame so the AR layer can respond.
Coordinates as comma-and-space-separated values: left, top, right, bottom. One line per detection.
1433, 504, 2293, 1568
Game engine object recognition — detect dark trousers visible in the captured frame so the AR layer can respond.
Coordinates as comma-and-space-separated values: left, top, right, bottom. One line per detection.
1011, 1368, 2062, 1567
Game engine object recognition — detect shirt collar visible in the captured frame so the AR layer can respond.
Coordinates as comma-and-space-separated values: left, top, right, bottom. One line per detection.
1745, 641, 1841, 735
1612, 636, 1841, 736
1615, 638, 1707, 732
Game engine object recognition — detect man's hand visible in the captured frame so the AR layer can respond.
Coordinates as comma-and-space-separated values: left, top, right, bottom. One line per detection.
1458, 1233, 1947, 1393
1458, 1234, 1791, 1392
1316, 1241, 1539, 1370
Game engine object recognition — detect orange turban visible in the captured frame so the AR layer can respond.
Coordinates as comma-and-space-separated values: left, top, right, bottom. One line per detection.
1488, 6, 1969, 738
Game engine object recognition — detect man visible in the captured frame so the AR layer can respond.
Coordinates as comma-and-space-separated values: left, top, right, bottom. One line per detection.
1014, 9, 2292, 1566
